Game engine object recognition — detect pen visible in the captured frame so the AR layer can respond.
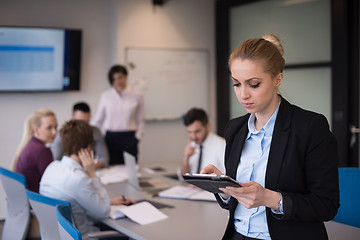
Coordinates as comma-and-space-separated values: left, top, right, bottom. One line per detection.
122, 195, 134, 206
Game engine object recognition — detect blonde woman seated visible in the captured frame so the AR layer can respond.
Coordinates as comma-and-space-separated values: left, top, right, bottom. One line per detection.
14, 108, 57, 193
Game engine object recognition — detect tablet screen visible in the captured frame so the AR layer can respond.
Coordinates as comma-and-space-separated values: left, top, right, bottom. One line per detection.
183, 174, 240, 193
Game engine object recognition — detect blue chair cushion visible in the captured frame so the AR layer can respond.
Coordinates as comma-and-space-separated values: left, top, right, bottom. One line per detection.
333, 167, 360, 228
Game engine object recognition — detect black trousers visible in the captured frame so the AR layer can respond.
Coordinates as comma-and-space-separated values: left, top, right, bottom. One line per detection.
231, 230, 259, 240
105, 131, 138, 165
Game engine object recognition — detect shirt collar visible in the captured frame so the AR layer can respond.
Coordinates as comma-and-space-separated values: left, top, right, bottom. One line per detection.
112, 86, 130, 97
60, 155, 83, 169
200, 132, 212, 148
246, 98, 281, 139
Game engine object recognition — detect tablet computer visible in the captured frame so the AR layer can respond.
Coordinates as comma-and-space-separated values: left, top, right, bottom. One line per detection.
183, 173, 240, 193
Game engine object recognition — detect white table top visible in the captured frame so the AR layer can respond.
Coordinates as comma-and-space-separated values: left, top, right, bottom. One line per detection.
103, 161, 228, 240
102, 161, 360, 240
325, 221, 360, 240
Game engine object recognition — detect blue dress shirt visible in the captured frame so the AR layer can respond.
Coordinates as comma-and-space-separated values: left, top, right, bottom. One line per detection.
226, 101, 281, 240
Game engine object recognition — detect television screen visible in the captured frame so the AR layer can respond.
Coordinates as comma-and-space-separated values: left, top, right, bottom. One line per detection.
0, 26, 81, 92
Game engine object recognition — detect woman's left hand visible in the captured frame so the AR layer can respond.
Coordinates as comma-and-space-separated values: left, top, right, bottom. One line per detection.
219, 181, 280, 210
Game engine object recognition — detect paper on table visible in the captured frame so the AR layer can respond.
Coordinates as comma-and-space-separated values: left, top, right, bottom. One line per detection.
158, 185, 199, 199
144, 167, 155, 174
144, 167, 166, 174
110, 205, 127, 219
96, 165, 128, 185
111, 202, 168, 225
189, 189, 216, 201
158, 185, 216, 201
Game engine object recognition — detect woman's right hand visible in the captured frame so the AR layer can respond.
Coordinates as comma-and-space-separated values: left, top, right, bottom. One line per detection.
200, 164, 223, 175
200, 164, 230, 200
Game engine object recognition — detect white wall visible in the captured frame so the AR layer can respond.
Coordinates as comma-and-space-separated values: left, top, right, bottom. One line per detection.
0, 0, 215, 218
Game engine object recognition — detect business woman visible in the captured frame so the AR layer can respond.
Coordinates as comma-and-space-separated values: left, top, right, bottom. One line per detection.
92, 65, 145, 165
201, 34, 340, 240
14, 108, 57, 193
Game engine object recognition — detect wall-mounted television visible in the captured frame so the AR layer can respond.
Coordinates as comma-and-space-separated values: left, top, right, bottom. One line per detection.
0, 26, 82, 92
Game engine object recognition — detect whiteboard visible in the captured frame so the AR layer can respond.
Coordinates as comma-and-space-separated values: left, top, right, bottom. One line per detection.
125, 48, 209, 120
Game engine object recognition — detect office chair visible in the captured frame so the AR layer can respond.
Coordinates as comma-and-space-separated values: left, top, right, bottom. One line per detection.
26, 190, 71, 240
26, 190, 125, 239
333, 167, 360, 228
0, 167, 30, 240
56, 204, 81, 240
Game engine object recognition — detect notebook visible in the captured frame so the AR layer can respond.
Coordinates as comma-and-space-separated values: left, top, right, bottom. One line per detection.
158, 185, 216, 201
124, 152, 169, 191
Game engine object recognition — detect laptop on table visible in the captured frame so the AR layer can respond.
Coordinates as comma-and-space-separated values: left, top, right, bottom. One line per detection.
124, 152, 169, 192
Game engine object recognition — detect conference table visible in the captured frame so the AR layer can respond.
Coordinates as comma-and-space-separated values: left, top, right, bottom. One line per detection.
324, 221, 360, 240
102, 161, 360, 240
102, 161, 228, 240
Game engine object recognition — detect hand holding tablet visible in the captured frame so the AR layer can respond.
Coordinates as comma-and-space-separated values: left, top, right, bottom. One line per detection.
183, 173, 240, 193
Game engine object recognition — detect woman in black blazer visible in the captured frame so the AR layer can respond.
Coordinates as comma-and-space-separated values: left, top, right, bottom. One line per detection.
201, 34, 339, 240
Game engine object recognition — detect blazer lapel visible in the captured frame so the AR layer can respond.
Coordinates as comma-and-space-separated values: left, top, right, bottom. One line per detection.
265, 98, 292, 190
227, 124, 248, 179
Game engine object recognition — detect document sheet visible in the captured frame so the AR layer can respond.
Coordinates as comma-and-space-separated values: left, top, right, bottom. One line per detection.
110, 202, 168, 225
158, 185, 216, 201
96, 165, 128, 185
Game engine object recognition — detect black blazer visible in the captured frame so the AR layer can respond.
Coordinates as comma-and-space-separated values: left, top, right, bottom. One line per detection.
216, 98, 340, 240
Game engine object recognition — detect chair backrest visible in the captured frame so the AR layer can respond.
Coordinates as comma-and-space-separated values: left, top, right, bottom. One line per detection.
333, 167, 360, 228
26, 189, 71, 240
56, 204, 81, 240
0, 167, 30, 240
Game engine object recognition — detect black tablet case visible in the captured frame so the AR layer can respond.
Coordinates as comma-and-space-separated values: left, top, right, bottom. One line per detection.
183, 174, 240, 193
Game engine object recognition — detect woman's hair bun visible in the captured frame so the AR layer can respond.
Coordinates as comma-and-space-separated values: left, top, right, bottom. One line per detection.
262, 34, 284, 56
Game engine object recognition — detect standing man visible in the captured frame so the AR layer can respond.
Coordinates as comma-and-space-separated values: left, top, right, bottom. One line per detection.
51, 102, 109, 168
180, 108, 225, 175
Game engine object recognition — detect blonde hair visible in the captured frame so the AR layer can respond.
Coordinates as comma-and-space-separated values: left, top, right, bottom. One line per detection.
228, 34, 285, 78
12, 108, 56, 170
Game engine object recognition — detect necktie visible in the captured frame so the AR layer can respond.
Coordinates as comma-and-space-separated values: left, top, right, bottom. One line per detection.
196, 145, 203, 173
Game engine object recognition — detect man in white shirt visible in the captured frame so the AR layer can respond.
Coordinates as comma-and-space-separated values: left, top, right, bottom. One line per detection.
40, 120, 133, 239
180, 108, 226, 175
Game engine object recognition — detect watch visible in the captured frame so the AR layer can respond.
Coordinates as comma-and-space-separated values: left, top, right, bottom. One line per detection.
278, 193, 283, 212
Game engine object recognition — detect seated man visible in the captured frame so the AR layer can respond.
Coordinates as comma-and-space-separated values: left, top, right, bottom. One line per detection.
40, 120, 133, 239
51, 102, 109, 168
180, 108, 226, 175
